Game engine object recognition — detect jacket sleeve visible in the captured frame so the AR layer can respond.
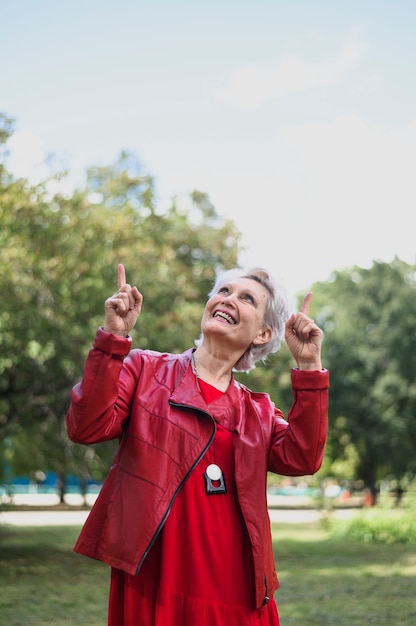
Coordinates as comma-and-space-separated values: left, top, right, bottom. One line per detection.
66, 328, 140, 445
268, 368, 329, 476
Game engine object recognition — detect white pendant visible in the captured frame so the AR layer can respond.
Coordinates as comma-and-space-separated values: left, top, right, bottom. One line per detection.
204, 463, 227, 495
206, 463, 222, 481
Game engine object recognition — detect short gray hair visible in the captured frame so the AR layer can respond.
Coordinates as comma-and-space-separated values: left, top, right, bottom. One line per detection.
196, 266, 290, 372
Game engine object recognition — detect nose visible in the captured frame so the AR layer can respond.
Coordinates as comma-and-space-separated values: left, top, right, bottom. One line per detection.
220, 292, 236, 307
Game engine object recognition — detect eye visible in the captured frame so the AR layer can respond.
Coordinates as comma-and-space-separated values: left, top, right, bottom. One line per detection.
218, 286, 229, 294
242, 293, 255, 304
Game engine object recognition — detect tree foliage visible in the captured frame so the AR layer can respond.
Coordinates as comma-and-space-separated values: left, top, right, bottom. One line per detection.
311, 258, 416, 497
0, 117, 242, 487
2, 112, 416, 500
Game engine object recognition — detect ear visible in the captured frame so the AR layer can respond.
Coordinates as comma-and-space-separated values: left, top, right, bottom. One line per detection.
253, 327, 272, 346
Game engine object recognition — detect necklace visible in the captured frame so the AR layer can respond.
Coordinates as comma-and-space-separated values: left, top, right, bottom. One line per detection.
191, 352, 227, 495
191, 351, 201, 392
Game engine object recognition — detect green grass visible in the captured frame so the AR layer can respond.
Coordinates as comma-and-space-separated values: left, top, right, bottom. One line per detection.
273, 521, 416, 625
0, 525, 109, 625
1, 517, 416, 625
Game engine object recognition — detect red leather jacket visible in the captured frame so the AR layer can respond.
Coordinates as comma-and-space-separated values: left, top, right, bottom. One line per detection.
66, 328, 329, 609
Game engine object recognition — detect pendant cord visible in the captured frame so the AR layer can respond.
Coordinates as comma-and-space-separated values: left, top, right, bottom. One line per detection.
193, 352, 226, 495
191, 352, 216, 464
191, 352, 201, 393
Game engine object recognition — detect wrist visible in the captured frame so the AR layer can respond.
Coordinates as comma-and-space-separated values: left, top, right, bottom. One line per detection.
296, 361, 322, 371
102, 326, 129, 338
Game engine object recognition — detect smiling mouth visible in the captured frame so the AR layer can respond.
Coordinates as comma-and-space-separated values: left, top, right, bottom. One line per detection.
213, 310, 236, 324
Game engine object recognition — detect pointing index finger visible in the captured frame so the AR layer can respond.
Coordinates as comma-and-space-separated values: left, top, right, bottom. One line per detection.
117, 263, 126, 289
300, 291, 313, 315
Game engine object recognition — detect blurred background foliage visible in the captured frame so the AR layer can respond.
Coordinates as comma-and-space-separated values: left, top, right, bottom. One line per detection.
1, 112, 415, 503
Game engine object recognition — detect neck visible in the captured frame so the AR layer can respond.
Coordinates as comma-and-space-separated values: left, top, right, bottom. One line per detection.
192, 350, 232, 392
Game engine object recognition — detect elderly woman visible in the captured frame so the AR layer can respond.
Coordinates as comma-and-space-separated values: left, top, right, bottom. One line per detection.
66, 263, 329, 626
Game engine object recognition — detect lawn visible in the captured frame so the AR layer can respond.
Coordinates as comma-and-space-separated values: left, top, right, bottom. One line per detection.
0, 525, 109, 625
272, 521, 416, 625
1, 518, 415, 625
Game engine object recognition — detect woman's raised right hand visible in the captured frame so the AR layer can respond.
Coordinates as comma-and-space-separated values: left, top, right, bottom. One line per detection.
104, 264, 143, 337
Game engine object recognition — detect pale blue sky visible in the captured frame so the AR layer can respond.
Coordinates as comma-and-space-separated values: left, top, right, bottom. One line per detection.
2, 0, 415, 304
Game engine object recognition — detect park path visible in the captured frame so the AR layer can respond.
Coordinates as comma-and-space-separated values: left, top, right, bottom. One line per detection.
1, 492, 359, 526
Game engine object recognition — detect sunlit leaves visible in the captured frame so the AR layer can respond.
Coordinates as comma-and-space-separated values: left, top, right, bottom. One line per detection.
310, 258, 416, 493
0, 120, 241, 485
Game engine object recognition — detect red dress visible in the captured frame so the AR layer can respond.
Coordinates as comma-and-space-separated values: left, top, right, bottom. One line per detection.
108, 379, 280, 626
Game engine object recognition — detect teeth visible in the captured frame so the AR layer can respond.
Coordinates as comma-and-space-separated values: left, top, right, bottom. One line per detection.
214, 311, 235, 324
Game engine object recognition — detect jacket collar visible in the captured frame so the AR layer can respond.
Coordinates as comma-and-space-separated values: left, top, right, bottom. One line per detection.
169, 349, 245, 429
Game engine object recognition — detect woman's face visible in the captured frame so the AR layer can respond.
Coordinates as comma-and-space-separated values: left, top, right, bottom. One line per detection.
200, 277, 272, 350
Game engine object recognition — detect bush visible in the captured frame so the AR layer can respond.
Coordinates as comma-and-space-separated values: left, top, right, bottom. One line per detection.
331, 508, 416, 544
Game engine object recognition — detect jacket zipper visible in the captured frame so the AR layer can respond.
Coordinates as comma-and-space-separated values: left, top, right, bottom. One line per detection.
136, 403, 215, 574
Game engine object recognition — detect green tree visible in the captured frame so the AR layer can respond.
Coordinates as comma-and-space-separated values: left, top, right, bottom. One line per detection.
0, 119, 242, 492
312, 258, 416, 501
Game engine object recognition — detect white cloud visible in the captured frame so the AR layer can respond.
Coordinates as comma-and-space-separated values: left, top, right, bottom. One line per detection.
142, 113, 416, 304
214, 27, 368, 109
7, 112, 415, 306
7, 130, 49, 183
6, 129, 85, 196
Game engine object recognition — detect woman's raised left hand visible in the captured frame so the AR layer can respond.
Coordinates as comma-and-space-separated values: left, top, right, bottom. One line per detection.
285, 292, 323, 370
